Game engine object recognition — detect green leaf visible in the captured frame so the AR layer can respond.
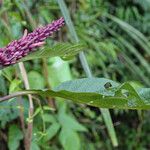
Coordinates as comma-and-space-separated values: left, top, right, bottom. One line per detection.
30, 141, 40, 150
20, 43, 85, 62
9, 79, 22, 93
138, 88, 150, 102
105, 14, 150, 55
47, 57, 72, 87
42, 114, 56, 123
43, 122, 60, 141
8, 125, 23, 150
28, 71, 45, 89
0, 100, 20, 128
59, 128, 81, 150
0, 75, 7, 95
58, 113, 87, 132
1, 78, 150, 109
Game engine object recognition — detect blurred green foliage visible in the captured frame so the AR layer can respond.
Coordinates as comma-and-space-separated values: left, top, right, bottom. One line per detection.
0, 0, 150, 150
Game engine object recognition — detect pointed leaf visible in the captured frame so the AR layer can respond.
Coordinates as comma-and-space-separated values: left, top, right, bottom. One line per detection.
0, 78, 150, 109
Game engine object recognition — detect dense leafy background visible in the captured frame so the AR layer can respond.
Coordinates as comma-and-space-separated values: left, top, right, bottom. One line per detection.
0, 0, 150, 150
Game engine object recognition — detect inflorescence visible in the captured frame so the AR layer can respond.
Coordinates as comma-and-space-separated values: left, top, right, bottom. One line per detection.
0, 17, 65, 66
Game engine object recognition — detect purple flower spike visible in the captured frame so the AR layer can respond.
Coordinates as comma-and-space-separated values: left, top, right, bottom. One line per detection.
0, 17, 65, 66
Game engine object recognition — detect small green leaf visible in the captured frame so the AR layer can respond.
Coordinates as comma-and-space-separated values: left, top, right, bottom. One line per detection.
0, 76, 7, 95
43, 122, 60, 141
9, 79, 22, 93
58, 113, 87, 132
28, 71, 45, 89
30, 141, 40, 150
42, 114, 56, 123
59, 128, 81, 150
8, 125, 23, 150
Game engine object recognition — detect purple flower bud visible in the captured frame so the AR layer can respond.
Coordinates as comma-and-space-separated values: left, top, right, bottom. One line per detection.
0, 17, 65, 66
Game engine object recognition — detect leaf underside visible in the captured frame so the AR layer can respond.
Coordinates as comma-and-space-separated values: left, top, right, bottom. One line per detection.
20, 43, 85, 61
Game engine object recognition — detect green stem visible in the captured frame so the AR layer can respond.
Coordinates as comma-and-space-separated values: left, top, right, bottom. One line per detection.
0, 91, 37, 102
57, 0, 92, 77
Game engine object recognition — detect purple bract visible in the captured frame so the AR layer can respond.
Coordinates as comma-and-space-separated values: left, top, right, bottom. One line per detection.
0, 17, 65, 66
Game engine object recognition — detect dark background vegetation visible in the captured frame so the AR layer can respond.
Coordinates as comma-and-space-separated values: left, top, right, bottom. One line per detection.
0, 0, 150, 150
